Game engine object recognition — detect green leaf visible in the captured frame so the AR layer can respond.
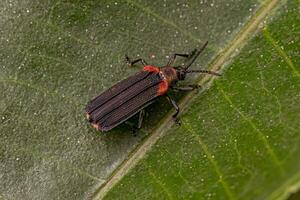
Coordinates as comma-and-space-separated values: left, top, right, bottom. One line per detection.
0, 0, 298, 200
101, 0, 300, 200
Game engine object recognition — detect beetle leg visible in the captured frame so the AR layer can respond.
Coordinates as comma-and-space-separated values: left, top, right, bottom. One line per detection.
171, 84, 202, 92
166, 53, 190, 66
137, 109, 145, 129
129, 110, 145, 136
125, 55, 148, 67
166, 95, 181, 125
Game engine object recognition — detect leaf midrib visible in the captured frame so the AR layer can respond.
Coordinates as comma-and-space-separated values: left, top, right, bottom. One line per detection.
92, 0, 283, 199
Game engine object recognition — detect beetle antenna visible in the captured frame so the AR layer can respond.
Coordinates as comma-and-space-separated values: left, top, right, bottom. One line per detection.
183, 41, 208, 71
185, 69, 221, 76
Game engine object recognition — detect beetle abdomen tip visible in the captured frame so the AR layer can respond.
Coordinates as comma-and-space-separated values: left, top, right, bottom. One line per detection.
92, 123, 100, 130
85, 112, 94, 122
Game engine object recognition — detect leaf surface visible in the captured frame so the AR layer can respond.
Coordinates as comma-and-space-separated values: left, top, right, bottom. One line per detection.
1, 0, 298, 200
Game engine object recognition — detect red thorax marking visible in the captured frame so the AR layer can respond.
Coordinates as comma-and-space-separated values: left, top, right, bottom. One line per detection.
143, 65, 169, 95
143, 65, 160, 73
158, 80, 168, 95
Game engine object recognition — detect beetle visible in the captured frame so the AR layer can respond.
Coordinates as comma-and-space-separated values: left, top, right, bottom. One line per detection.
85, 42, 220, 132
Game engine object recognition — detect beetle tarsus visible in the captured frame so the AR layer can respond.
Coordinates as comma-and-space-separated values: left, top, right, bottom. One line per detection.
131, 127, 138, 137
173, 117, 181, 126
127, 110, 145, 136
124, 121, 139, 136
125, 55, 148, 67
166, 95, 180, 125
167, 53, 190, 66
125, 55, 133, 67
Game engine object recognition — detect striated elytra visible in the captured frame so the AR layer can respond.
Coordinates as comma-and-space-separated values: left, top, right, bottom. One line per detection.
85, 42, 221, 132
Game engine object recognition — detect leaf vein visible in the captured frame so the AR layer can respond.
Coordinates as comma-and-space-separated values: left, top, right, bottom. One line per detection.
163, 149, 198, 192
258, 69, 283, 123
33, 53, 79, 69
147, 167, 175, 200
0, 77, 79, 106
125, 0, 201, 43
182, 121, 237, 200
27, 146, 105, 182
43, 20, 101, 48
217, 86, 284, 173
263, 28, 300, 78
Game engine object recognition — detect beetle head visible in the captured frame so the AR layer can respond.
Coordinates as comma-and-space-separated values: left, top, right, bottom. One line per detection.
174, 66, 187, 80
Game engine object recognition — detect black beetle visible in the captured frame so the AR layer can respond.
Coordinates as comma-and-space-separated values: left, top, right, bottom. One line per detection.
85, 42, 220, 131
